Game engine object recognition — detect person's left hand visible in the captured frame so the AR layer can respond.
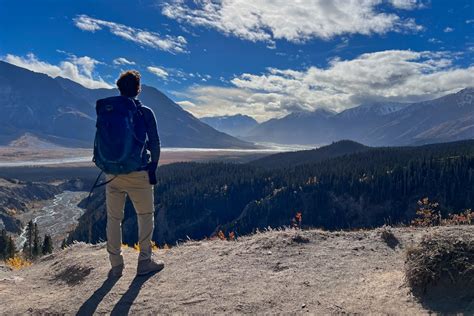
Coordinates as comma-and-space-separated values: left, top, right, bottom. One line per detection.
147, 161, 158, 185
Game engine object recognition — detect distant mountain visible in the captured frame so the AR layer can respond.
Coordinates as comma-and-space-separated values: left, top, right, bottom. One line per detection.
0, 61, 95, 146
246, 109, 336, 145
200, 114, 259, 137
250, 140, 370, 169
365, 88, 474, 145
337, 101, 410, 119
245, 89, 474, 146
0, 61, 256, 149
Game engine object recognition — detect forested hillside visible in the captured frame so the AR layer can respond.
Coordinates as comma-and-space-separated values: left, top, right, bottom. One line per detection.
69, 140, 474, 246
250, 140, 369, 169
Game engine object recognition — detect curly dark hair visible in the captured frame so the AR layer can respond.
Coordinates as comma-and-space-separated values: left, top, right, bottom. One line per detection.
117, 70, 141, 97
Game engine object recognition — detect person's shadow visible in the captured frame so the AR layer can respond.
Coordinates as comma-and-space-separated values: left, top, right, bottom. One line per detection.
76, 275, 120, 315
76, 272, 158, 316
110, 272, 159, 316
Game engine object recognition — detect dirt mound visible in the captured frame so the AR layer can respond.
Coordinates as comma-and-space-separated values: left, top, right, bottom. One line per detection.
0, 226, 473, 314
8, 133, 62, 149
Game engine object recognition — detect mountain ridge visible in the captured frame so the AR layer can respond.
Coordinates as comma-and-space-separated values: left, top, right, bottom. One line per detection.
246, 88, 474, 146
0, 61, 256, 149
200, 114, 259, 137
250, 140, 370, 169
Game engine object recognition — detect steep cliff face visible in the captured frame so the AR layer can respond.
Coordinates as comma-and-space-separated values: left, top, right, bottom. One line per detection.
0, 178, 60, 233
0, 178, 86, 233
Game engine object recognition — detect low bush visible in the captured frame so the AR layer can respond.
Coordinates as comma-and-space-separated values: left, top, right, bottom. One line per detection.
405, 232, 474, 294
5, 256, 31, 270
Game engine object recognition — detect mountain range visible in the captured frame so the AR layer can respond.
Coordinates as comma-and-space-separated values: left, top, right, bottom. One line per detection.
200, 114, 259, 137
211, 89, 474, 146
2, 60, 472, 149
0, 61, 256, 149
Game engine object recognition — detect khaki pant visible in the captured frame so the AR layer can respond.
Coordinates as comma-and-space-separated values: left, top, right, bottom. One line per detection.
105, 170, 154, 267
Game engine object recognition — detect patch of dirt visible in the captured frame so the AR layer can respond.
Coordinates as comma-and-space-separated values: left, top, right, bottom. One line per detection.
53, 265, 93, 286
0, 226, 472, 314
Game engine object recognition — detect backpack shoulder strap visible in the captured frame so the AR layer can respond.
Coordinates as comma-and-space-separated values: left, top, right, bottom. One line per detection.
131, 98, 148, 129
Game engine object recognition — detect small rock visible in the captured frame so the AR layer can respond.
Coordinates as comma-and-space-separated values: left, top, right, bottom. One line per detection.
302, 303, 306, 309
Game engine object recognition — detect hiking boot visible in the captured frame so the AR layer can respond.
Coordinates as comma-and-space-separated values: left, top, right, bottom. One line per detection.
137, 259, 164, 276
108, 263, 124, 278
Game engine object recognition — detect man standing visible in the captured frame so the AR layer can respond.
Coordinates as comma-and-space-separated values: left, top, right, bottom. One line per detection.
94, 70, 163, 277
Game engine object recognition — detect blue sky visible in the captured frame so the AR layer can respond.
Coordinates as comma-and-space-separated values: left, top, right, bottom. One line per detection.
0, 0, 473, 121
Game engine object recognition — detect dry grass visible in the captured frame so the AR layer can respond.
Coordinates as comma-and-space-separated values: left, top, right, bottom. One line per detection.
130, 241, 161, 251
291, 232, 310, 244
405, 231, 474, 294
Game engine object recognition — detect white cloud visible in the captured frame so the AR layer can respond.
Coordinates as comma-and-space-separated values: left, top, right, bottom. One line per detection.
389, 0, 424, 9
428, 38, 442, 44
162, 0, 423, 44
113, 57, 136, 65
74, 16, 101, 32
147, 66, 169, 79
175, 86, 270, 120
444, 27, 454, 33
2, 53, 112, 89
176, 100, 197, 108
178, 50, 474, 121
74, 15, 187, 54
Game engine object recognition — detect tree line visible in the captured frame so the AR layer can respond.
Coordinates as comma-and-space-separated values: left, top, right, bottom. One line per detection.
0, 220, 53, 261
69, 140, 474, 245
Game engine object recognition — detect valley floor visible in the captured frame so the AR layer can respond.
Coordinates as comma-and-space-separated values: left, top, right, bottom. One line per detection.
0, 226, 473, 314
0, 146, 272, 167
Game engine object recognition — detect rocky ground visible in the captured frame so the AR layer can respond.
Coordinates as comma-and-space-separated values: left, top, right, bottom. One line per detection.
1, 225, 472, 314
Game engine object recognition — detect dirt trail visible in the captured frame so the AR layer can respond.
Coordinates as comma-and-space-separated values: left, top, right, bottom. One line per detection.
0, 226, 473, 314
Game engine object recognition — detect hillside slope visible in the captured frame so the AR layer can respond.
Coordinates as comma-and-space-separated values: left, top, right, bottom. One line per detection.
69, 140, 474, 246
0, 178, 61, 233
0, 61, 255, 149
1, 226, 472, 314
200, 114, 259, 137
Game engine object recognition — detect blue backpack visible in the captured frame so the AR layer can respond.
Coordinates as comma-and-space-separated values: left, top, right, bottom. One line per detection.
93, 96, 149, 175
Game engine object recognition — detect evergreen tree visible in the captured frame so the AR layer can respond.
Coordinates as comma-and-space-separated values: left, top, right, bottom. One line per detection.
60, 238, 68, 250
6, 236, 16, 259
32, 223, 41, 258
0, 229, 7, 260
42, 235, 53, 255
23, 220, 34, 259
